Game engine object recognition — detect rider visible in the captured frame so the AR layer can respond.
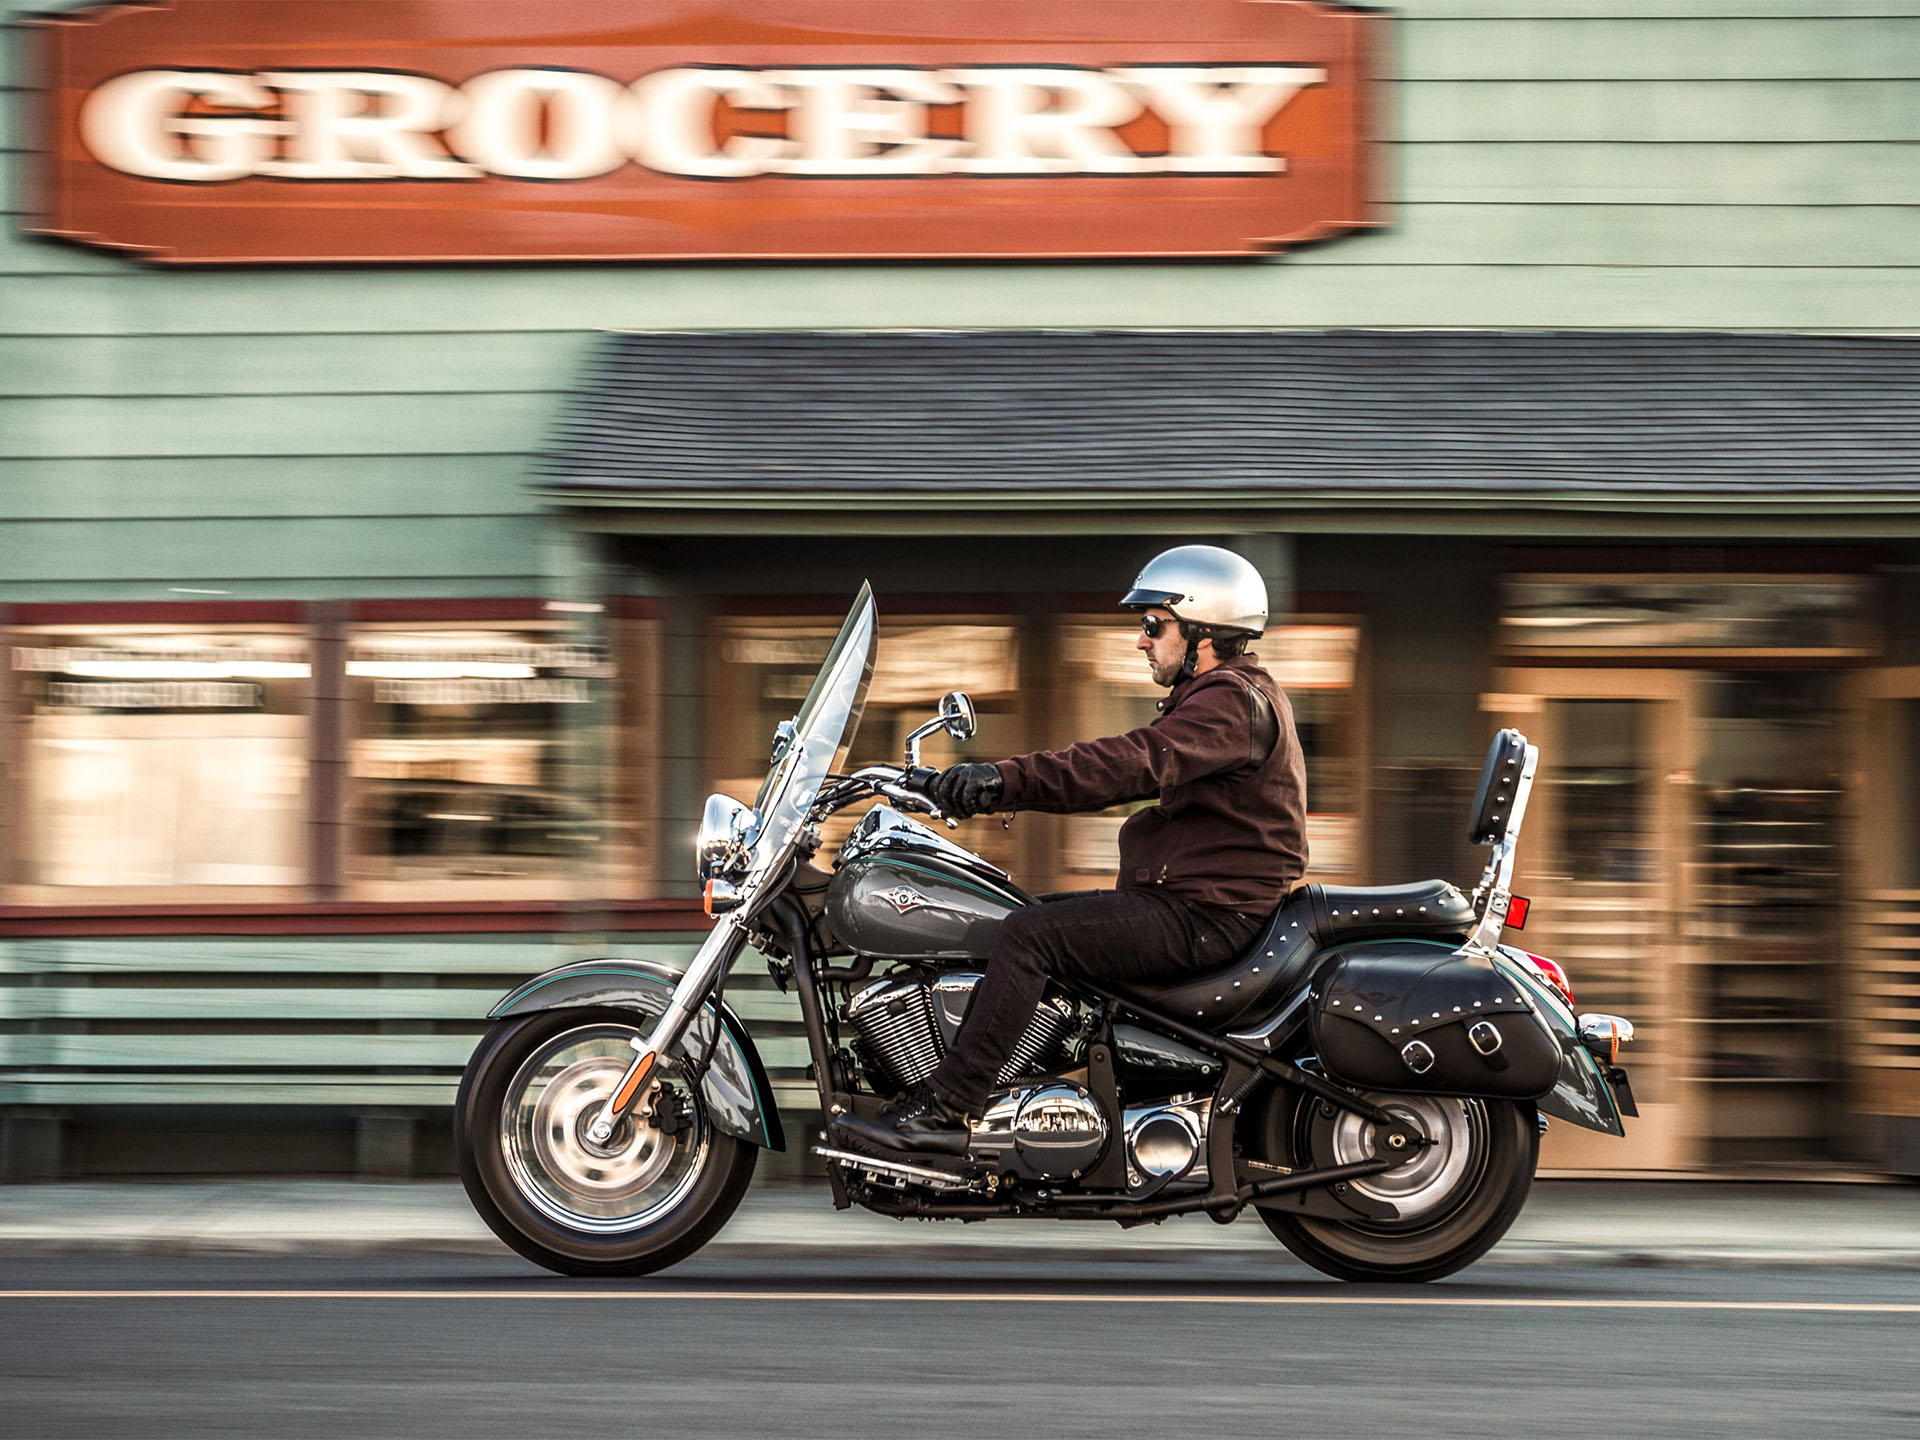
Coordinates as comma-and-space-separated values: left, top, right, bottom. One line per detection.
833, 544, 1309, 1155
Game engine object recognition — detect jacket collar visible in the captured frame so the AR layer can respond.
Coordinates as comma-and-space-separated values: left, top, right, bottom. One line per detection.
1157, 652, 1262, 712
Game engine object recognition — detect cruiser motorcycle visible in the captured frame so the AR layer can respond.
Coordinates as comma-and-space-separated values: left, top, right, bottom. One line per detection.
456, 585, 1637, 1282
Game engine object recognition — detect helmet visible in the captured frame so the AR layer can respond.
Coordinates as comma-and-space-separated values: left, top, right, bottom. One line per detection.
1122, 545, 1268, 637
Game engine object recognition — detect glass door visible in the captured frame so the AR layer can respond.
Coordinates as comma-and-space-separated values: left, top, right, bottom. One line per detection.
1690, 672, 1846, 1166
1851, 667, 1920, 1167
1488, 671, 1697, 1171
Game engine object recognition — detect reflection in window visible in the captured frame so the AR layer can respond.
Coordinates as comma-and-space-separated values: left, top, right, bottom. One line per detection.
12, 628, 310, 888
1501, 577, 1871, 655
1552, 701, 1650, 887
1533, 698, 1662, 1095
1056, 621, 1363, 883
710, 618, 1022, 871
349, 626, 605, 890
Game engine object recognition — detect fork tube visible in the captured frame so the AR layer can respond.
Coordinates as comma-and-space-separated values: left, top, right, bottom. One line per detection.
772, 897, 842, 1103
640, 914, 748, 1060
585, 914, 747, 1143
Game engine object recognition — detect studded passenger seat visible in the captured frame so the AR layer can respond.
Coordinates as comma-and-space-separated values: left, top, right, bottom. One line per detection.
1110, 880, 1476, 1031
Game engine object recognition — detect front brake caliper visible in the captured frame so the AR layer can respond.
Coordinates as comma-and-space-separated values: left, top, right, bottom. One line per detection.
648, 1084, 694, 1137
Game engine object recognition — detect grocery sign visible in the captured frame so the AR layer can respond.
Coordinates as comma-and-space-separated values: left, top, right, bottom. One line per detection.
25, 0, 1385, 264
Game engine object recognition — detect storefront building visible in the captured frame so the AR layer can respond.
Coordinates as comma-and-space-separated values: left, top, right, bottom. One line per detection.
3, 1, 1917, 1178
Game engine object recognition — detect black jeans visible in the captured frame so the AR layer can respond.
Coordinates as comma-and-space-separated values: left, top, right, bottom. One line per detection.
926, 888, 1264, 1115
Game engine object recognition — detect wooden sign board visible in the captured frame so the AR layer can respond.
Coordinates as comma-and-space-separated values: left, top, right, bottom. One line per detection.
26, 0, 1386, 264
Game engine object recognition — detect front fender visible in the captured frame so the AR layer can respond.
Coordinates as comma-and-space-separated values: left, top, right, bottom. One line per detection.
1491, 949, 1626, 1138
487, 957, 784, 1151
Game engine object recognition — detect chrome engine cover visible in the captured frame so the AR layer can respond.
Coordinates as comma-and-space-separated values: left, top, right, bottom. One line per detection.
1121, 1096, 1212, 1193
969, 1081, 1109, 1181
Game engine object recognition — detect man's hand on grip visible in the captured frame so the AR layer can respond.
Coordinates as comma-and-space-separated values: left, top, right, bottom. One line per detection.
929, 763, 1004, 819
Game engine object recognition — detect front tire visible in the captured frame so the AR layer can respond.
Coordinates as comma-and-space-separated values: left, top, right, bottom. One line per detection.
456, 1008, 758, 1276
1248, 1083, 1538, 1283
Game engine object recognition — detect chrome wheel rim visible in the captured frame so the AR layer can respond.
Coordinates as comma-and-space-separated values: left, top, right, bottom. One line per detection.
1328, 1092, 1484, 1224
501, 1023, 710, 1234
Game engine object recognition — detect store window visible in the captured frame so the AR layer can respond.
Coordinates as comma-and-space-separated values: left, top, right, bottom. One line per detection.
346, 623, 612, 897
709, 614, 1023, 872
10, 626, 311, 895
1054, 618, 1364, 884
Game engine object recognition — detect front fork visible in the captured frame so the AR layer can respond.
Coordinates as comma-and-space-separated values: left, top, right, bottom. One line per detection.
585, 915, 750, 1145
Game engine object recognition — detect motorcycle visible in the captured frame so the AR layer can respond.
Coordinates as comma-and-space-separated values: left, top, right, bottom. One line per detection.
455, 584, 1637, 1282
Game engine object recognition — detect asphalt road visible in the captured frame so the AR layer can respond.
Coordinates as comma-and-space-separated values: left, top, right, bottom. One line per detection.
4, 1255, 1918, 1440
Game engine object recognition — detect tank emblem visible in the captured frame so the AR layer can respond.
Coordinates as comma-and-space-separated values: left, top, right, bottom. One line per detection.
880, 885, 934, 914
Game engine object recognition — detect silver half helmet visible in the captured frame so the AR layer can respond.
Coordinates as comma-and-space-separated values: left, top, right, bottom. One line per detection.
1122, 545, 1269, 636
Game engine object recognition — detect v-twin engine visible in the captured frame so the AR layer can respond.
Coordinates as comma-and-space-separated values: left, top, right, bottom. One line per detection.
846, 972, 1076, 1093
843, 972, 1213, 1189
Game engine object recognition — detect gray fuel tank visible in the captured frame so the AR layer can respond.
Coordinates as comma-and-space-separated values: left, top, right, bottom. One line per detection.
826, 807, 1030, 960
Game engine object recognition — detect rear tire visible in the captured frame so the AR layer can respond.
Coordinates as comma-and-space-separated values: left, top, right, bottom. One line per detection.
1249, 1083, 1538, 1284
456, 1008, 758, 1277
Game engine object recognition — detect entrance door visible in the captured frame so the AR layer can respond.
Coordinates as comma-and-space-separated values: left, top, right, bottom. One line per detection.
1494, 668, 1851, 1172
1689, 671, 1847, 1167
1488, 671, 1697, 1171
1853, 668, 1920, 1169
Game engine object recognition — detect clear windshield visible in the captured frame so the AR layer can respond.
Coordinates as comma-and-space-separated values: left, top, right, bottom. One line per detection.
747, 583, 876, 870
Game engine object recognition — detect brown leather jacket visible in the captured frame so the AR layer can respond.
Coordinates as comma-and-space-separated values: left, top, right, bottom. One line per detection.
992, 654, 1308, 914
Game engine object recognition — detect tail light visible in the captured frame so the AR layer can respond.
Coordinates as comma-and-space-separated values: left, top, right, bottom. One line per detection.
1525, 952, 1575, 1009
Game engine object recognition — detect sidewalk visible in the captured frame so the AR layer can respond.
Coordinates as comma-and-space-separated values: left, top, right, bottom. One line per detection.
1, 1178, 1915, 1268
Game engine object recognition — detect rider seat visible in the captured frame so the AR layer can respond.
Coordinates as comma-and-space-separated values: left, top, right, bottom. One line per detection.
1109, 880, 1475, 1031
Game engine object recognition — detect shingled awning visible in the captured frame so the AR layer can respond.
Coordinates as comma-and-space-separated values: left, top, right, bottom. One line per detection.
534, 330, 1920, 520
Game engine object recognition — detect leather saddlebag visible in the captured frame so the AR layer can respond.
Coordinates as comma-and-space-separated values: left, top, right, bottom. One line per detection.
1309, 947, 1560, 1099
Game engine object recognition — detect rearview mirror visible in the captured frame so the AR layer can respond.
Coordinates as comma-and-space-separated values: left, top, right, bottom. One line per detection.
939, 691, 976, 742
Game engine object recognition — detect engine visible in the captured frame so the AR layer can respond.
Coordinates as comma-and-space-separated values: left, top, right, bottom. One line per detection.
845, 972, 1076, 1094
842, 972, 1214, 1189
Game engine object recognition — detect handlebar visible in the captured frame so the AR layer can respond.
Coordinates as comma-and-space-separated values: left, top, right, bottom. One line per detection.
821, 763, 953, 826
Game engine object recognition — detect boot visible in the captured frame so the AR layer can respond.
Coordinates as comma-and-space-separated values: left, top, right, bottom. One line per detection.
832, 1085, 970, 1156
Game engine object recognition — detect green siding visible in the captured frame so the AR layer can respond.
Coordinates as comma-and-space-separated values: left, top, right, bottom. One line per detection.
0, 516, 546, 597
0, 333, 592, 397
0, 456, 537, 520
11, 263, 1915, 336
3, 3, 1919, 597
6, 206, 1918, 286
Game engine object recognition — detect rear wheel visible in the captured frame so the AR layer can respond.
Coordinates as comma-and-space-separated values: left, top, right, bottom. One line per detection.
456, 1008, 758, 1276
1249, 1083, 1537, 1283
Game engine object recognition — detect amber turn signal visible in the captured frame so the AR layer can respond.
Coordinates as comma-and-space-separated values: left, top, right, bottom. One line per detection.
703, 878, 742, 916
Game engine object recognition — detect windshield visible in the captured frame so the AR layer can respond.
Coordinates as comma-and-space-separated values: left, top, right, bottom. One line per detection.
748, 583, 876, 869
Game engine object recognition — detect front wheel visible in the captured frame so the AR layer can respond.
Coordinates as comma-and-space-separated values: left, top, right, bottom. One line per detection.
456, 1007, 758, 1276
1248, 1084, 1538, 1284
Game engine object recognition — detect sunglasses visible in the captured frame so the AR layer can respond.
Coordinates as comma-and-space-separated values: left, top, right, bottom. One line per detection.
1139, 614, 1178, 640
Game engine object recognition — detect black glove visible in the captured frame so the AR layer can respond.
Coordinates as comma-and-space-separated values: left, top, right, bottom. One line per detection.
929, 762, 1004, 819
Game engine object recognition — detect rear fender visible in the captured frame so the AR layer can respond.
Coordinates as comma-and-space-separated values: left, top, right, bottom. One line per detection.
1491, 948, 1627, 1138
487, 957, 785, 1151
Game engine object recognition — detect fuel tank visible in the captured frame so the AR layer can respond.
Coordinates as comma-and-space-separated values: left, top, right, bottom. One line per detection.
826, 807, 1031, 960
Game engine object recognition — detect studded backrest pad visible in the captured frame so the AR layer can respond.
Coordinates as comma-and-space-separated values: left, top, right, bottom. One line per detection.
1467, 728, 1529, 846
1110, 880, 1473, 1031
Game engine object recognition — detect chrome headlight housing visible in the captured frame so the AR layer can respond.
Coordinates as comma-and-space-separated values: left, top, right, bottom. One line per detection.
697, 793, 757, 881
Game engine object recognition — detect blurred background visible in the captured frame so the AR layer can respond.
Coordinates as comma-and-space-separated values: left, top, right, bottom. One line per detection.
3, 0, 1918, 1186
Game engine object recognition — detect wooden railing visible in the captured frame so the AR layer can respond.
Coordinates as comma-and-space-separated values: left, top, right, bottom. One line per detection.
0, 932, 815, 1174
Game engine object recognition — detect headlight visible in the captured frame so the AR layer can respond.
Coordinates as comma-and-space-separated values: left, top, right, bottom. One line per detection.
697, 793, 757, 881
